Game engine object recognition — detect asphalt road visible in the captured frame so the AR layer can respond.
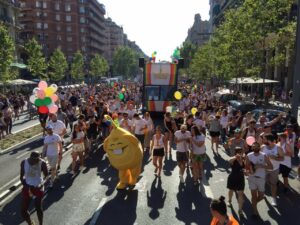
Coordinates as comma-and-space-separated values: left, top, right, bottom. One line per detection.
1, 134, 300, 225
11, 113, 39, 134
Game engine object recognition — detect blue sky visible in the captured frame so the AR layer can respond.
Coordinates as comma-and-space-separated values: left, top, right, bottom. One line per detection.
100, 0, 210, 61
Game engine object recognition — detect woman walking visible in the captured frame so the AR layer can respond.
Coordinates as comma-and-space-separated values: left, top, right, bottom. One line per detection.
190, 126, 206, 185
71, 124, 85, 174
227, 147, 245, 216
164, 112, 175, 154
209, 115, 221, 155
150, 126, 167, 177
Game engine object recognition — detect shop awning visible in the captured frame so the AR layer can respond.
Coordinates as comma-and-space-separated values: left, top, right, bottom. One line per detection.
10, 63, 27, 69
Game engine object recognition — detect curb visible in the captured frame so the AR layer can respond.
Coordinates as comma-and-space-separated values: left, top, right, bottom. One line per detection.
11, 122, 40, 135
0, 133, 43, 155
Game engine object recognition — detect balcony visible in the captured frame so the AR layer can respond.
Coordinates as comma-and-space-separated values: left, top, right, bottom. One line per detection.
89, 22, 106, 38
89, 32, 106, 45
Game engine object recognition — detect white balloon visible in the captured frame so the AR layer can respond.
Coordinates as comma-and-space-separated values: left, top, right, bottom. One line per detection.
32, 87, 40, 94
50, 84, 58, 92
29, 95, 36, 104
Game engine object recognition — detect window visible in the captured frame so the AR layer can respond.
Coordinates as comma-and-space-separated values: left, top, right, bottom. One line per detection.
145, 86, 160, 101
144, 86, 176, 101
81, 46, 86, 52
36, 22, 42, 29
56, 25, 61, 31
80, 17, 85, 24
80, 27, 85, 33
66, 26, 72, 32
65, 3, 71, 12
67, 36, 72, 42
20, 2, 26, 7
67, 55, 73, 61
43, 23, 48, 29
42, 2, 47, 9
36, 1, 41, 8
55, 3, 60, 10
36, 11, 42, 17
55, 14, 60, 21
57, 35, 62, 41
67, 47, 73, 52
79, 0, 86, 3
79, 6, 85, 13
81, 36, 86, 42
66, 15, 71, 22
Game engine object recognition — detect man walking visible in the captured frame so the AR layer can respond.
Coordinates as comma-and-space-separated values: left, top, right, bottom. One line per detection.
20, 151, 48, 225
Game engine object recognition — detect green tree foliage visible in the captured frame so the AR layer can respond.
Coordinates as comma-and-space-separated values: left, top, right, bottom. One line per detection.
70, 51, 84, 81
190, 0, 295, 81
90, 54, 109, 78
48, 48, 68, 81
113, 47, 138, 78
0, 23, 15, 81
179, 41, 198, 69
25, 38, 47, 79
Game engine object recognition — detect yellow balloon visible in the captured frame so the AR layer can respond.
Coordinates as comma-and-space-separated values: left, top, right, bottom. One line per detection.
174, 91, 182, 100
191, 107, 198, 115
45, 87, 55, 97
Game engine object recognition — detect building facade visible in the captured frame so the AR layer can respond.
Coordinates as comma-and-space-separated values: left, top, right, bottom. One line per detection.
18, 0, 106, 62
185, 14, 210, 47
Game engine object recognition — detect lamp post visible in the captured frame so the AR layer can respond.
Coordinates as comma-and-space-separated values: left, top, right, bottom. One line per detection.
292, 0, 300, 119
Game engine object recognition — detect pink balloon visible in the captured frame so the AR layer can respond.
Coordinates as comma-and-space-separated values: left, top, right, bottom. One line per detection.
49, 105, 58, 114
246, 136, 256, 146
38, 81, 48, 90
37, 90, 45, 99
50, 94, 58, 102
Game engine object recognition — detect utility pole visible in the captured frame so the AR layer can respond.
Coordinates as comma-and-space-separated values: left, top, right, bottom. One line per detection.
292, 0, 300, 120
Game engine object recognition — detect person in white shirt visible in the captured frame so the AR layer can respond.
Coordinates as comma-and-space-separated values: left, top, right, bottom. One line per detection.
262, 134, 284, 206
133, 113, 147, 149
47, 113, 67, 170
193, 111, 206, 133
190, 126, 206, 185
42, 125, 62, 188
174, 125, 191, 183
144, 112, 154, 151
127, 104, 136, 120
120, 112, 133, 133
220, 110, 229, 144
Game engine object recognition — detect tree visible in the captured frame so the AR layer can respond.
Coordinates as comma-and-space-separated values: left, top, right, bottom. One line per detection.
70, 51, 84, 82
113, 47, 138, 78
0, 23, 15, 82
25, 38, 47, 79
89, 54, 109, 78
179, 41, 198, 69
48, 48, 68, 81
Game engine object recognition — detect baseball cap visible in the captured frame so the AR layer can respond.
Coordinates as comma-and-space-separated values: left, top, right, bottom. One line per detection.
46, 124, 53, 130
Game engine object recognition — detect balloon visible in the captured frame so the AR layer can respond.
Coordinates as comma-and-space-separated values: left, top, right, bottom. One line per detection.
38, 81, 48, 90
149, 57, 152, 61
154, 51, 157, 55
119, 93, 124, 100
38, 106, 49, 114
174, 91, 182, 100
191, 107, 198, 115
34, 99, 43, 107
43, 97, 52, 106
30, 95, 36, 104
32, 87, 40, 95
121, 88, 126, 92
37, 90, 45, 99
110, 82, 114, 87
49, 105, 58, 114
246, 136, 256, 146
50, 94, 58, 102
50, 84, 58, 92
45, 87, 55, 97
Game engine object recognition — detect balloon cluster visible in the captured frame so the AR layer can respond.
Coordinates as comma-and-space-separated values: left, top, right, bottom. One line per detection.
149, 51, 157, 63
172, 48, 180, 63
30, 81, 59, 114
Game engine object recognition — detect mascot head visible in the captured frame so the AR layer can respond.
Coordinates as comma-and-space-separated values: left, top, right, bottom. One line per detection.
103, 116, 143, 170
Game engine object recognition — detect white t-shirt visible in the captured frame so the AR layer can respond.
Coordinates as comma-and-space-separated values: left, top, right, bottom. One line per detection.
192, 135, 206, 155
127, 109, 136, 120
74, 131, 85, 140
174, 130, 191, 152
44, 134, 62, 156
120, 119, 133, 132
47, 120, 66, 136
194, 119, 205, 128
263, 144, 280, 171
133, 119, 147, 135
220, 115, 229, 129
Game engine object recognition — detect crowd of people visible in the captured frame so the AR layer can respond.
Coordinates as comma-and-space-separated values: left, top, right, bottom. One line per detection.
19, 81, 300, 225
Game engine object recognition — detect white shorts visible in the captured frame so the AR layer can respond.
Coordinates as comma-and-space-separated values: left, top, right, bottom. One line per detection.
248, 176, 265, 193
72, 143, 85, 153
47, 155, 58, 169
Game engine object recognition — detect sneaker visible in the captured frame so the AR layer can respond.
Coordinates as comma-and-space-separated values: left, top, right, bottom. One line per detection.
179, 176, 184, 184
271, 197, 277, 207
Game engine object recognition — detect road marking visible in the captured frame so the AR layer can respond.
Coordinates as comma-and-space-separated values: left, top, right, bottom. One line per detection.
0, 185, 22, 207
0, 176, 19, 192
89, 197, 107, 225
16, 151, 29, 159
0, 190, 10, 200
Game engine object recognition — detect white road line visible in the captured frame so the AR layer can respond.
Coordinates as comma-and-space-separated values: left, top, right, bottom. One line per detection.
0, 190, 10, 199
89, 198, 107, 225
0, 186, 22, 207
16, 151, 29, 159
0, 176, 19, 192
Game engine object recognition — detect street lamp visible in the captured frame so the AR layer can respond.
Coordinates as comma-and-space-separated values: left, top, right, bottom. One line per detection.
292, 0, 300, 118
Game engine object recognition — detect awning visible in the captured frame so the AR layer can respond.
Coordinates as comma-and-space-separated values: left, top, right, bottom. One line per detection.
7, 79, 37, 85
10, 63, 27, 69
229, 77, 279, 84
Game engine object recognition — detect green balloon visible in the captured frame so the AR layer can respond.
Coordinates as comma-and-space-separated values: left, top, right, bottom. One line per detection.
119, 93, 124, 100
34, 99, 43, 107
111, 82, 114, 87
43, 97, 52, 106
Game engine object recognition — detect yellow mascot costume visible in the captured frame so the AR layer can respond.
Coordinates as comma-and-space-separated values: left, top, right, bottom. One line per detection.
103, 116, 143, 190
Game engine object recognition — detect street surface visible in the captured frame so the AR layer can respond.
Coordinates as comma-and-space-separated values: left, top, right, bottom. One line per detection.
0, 133, 300, 225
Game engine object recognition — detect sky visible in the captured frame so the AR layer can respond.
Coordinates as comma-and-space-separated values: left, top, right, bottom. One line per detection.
100, 0, 210, 61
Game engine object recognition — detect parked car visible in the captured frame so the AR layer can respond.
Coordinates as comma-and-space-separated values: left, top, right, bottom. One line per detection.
228, 100, 256, 115
251, 109, 293, 133
219, 93, 238, 103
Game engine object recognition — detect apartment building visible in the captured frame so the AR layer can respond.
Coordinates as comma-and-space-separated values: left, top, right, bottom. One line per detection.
185, 14, 210, 47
